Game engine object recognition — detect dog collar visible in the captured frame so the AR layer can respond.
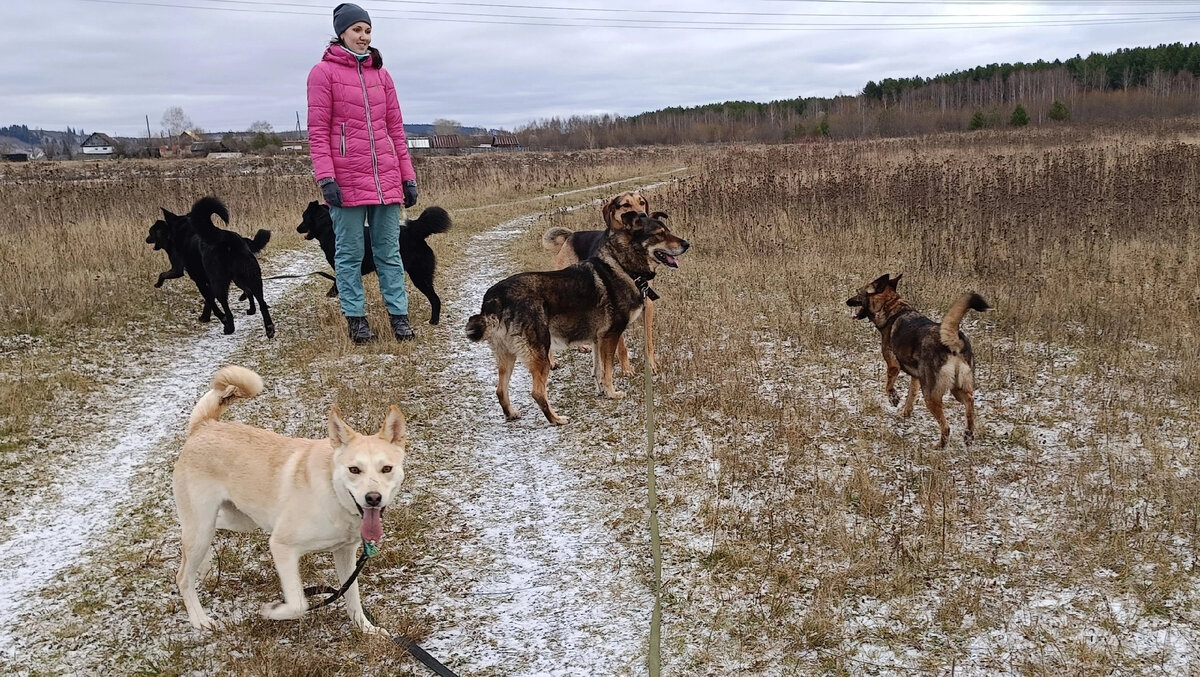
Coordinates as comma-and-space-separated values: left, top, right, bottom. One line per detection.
634, 276, 659, 301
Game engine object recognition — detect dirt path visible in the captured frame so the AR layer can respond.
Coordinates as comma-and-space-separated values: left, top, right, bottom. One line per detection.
0, 250, 326, 652
411, 206, 651, 676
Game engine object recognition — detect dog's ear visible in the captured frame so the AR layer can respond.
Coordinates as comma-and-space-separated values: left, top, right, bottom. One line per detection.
603, 197, 621, 229
378, 405, 407, 445
328, 406, 357, 448
888, 273, 903, 289
866, 273, 891, 294
650, 211, 669, 220
161, 207, 176, 219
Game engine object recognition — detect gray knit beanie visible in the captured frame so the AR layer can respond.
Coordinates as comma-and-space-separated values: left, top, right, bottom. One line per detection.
333, 3, 371, 36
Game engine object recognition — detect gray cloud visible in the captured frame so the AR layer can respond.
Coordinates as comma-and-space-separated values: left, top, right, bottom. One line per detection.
1, 1, 1195, 136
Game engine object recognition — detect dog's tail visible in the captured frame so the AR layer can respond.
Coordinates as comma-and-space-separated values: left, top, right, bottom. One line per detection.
189, 196, 231, 241
187, 365, 263, 436
542, 226, 574, 253
405, 206, 452, 239
465, 298, 502, 342
246, 229, 272, 254
939, 292, 991, 352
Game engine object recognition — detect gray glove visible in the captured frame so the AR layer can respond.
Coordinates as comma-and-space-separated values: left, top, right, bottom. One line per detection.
318, 178, 342, 208
402, 180, 418, 208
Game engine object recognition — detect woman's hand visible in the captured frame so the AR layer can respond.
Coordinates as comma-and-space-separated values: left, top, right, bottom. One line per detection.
319, 178, 343, 208
402, 180, 418, 208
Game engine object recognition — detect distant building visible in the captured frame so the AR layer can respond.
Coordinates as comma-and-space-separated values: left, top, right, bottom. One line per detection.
407, 137, 431, 149
491, 134, 521, 149
2, 152, 30, 162
80, 132, 117, 156
429, 134, 460, 149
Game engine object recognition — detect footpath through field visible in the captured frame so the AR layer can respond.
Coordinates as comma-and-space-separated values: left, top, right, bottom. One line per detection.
408, 175, 684, 675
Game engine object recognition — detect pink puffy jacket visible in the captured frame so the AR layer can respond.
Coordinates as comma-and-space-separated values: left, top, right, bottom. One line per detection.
307, 45, 416, 207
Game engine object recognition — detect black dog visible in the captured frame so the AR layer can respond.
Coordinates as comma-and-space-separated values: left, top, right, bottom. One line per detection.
296, 200, 452, 325
185, 197, 275, 338
146, 210, 270, 323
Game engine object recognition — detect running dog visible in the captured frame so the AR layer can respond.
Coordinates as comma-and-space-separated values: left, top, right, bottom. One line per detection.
296, 201, 452, 324
185, 197, 275, 338
146, 210, 270, 323
845, 274, 991, 448
541, 191, 660, 373
468, 211, 689, 425
173, 365, 407, 634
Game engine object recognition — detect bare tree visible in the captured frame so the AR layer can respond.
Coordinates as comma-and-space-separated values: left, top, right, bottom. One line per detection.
248, 120, 274, 134
161, 106, 194, 137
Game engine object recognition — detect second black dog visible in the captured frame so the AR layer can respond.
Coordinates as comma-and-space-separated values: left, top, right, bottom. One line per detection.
296, 201, 452, 325
187, 196, 275, 338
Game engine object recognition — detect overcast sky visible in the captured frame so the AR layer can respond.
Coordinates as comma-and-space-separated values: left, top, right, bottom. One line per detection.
2, 0, 1197, 137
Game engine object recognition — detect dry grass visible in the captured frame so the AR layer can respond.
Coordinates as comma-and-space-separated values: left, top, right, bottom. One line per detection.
3, 126, 1199, 674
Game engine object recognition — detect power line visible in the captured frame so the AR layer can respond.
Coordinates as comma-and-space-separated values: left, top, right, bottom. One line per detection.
73, 0, 1200, 30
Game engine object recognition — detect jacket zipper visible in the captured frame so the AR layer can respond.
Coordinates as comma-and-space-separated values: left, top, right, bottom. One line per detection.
357, 61, 385, 204
339, 123, 346, 156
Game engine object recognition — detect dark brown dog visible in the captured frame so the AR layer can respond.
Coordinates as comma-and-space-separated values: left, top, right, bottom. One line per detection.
468, 211, 688, 425
846, 274, 990, 448
540, 191, 659, 374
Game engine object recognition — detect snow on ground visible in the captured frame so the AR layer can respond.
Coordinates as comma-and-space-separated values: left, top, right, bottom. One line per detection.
0, 248, 326, 655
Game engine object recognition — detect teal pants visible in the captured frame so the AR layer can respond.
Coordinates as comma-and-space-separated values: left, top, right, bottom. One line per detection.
330, 204, 408, 317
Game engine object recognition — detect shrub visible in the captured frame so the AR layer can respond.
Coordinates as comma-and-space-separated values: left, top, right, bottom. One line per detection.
1010, 104, 1030, 127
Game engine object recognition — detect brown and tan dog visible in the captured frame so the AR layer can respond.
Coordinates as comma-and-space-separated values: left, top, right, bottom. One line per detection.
846, 274, 991, 448
470, 211, 689, 425
541, 191, 660, 374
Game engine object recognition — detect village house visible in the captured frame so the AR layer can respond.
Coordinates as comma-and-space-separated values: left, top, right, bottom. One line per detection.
80, 132, 117, 156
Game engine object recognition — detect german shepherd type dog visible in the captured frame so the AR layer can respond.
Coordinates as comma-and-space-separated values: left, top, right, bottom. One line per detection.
541, 191, 659, 373
174, 366, 407, 635
846, 274, 991, 448
468, 211, 689, 425
146, 209, 270, 323
187, 197, 275, 338
296, 200, 452, 325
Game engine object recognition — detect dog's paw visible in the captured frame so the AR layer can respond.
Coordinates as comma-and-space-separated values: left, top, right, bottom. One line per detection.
189, 614, 219, 631
964, 429, 975, 446
899, 406, 914, 418
607, 390, 626, 399
260, 602, 306, 621
504, 410, 522, 421
360, 620, 390, 637
154, 280, 164, 288
549, 415, 569, 425
887, 390, 901, 407
223, 325, 235, 335
265, 325, 276, 339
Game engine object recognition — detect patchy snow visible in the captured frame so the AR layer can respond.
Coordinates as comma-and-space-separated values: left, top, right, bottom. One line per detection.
0, 249, 325, 654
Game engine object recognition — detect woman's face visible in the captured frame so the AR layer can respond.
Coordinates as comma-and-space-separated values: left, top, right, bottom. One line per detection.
340, 21, 372, 54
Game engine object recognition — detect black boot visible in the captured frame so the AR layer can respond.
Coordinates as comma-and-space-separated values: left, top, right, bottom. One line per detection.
346, 316, 377, 344
389, 313, 416, 341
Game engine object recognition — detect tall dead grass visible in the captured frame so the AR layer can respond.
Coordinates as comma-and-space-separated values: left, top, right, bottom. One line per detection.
635, 125, 1200, 671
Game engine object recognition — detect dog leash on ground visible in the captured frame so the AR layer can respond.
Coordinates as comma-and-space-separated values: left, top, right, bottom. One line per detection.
262, 271, 336, 281
303, 540, 462, 677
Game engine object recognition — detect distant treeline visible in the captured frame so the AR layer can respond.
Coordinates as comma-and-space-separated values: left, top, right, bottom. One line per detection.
518, 42, 1200, 149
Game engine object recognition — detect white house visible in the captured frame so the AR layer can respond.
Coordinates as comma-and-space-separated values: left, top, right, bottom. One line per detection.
80, 132, 117, 156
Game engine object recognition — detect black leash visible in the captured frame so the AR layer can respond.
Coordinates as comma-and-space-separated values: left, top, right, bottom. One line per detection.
263, 270, 336, 281
303, 542, 462, 677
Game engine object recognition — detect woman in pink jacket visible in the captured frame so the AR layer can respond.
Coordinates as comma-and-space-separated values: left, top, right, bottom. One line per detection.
307, 3, 419, 343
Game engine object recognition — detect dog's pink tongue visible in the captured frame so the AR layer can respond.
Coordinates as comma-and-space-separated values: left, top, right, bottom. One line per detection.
361, 507, 383, 543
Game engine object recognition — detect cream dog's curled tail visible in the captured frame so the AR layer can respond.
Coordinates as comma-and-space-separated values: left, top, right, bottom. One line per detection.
187, 365, 263, 435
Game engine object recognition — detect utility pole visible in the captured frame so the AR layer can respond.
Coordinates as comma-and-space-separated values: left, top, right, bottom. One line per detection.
146, 114, 152, 149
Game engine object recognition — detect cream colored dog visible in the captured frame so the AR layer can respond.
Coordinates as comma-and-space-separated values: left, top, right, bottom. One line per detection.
173, 365, 407, 634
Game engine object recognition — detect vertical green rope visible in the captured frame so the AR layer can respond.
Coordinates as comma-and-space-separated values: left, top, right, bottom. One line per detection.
644, 301, 663, 677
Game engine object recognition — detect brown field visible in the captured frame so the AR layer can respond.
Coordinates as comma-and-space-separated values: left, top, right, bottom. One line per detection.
2, 123, 1199, 674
